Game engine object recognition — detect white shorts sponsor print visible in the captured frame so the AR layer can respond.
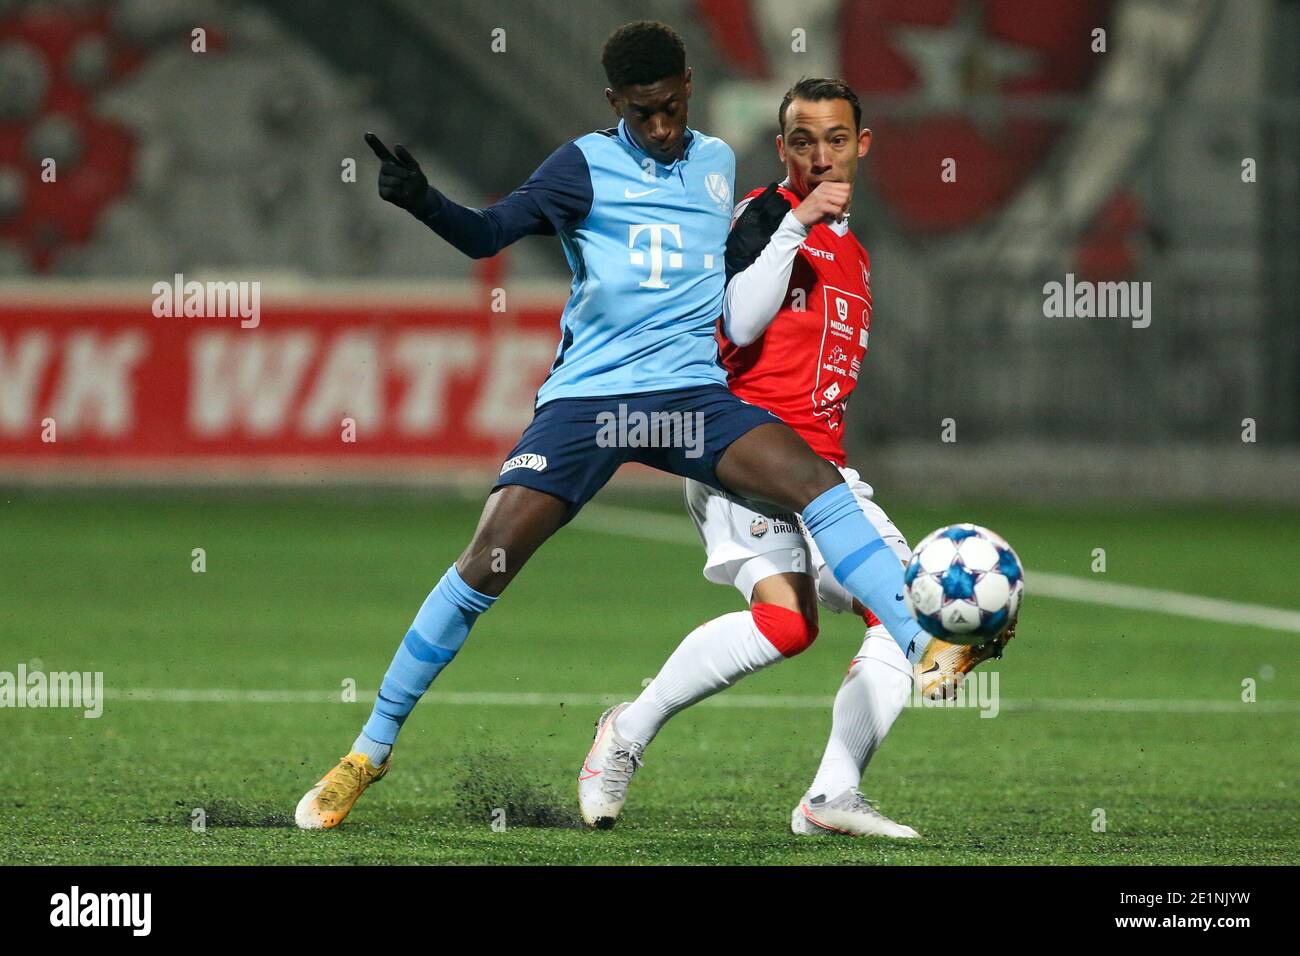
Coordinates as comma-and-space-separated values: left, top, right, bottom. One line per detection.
684, 466, 910, 607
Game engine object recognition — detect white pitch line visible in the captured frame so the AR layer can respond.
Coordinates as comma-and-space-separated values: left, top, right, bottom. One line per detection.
98, 687, 1300, 714
1023, 572, 1300, 633
574, 504, 1300, 634
90, 507, 1298, 717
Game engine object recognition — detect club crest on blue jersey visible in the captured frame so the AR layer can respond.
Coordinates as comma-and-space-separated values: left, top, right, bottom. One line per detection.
705, 172, 731, 212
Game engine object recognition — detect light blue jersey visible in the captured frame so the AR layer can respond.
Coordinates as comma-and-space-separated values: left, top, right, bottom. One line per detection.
420, 119, 736, 405
536, 122, 736, 404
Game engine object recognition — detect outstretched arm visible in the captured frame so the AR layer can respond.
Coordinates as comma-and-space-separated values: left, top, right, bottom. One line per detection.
366, 133, 592, 260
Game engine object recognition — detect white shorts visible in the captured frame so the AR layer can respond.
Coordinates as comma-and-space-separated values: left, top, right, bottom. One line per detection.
683, 466, 911, 608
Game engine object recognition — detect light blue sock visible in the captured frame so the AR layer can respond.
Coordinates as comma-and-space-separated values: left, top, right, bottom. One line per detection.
802, 484, 932, 664
360, 564, 496, 747
351, 731, 391, 767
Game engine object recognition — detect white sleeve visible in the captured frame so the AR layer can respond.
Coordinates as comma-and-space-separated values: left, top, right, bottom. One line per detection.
722, 209, 809, 347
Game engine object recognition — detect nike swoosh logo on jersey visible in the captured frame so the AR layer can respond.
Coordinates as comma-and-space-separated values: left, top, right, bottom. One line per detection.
624, 187, 660, 198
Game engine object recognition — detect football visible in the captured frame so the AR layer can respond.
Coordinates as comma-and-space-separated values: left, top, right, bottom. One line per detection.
904, 524, 1025, 643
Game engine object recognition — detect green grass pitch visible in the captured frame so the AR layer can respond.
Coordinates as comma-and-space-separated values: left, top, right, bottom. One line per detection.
2, 486, 1297, 865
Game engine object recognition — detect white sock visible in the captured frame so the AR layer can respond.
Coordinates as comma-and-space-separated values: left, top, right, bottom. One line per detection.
617, 611, 785, 748
807, 626, 912, 801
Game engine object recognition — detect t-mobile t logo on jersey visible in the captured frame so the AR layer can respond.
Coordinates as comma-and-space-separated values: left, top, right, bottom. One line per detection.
629, 223, 691, 289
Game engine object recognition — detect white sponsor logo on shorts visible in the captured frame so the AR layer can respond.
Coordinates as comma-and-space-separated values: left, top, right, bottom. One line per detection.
749, 515, 798, 538
500, 453, 548, 475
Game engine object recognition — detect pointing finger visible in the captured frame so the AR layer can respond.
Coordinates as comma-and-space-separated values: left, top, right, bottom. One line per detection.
365, 132, 398, 163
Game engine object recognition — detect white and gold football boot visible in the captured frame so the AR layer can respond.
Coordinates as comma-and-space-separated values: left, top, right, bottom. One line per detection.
917, 622, 1016, 701
295, 751, 389, 830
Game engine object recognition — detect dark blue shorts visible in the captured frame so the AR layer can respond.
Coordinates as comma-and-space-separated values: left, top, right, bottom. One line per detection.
493, 384, 780, 521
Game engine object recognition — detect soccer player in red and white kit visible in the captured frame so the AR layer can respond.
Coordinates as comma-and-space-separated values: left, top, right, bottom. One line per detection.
578, 78, 1013, 836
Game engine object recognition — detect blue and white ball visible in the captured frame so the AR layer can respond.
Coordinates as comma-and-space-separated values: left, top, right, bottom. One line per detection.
904, 524, 1024, 643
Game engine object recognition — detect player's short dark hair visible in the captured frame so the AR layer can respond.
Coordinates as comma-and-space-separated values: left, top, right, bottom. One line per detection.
602, 21, 686, 89
779, 77, 863, 133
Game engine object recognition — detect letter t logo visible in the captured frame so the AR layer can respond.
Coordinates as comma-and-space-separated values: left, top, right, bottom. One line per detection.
628, 223, 683, 289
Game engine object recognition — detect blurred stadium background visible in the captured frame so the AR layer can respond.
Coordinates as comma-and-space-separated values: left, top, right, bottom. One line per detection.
1, 0, 1296, 500
3, 0, 1299, 868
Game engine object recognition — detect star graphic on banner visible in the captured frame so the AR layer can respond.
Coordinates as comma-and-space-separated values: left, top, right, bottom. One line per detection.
893, 0, 1043, 135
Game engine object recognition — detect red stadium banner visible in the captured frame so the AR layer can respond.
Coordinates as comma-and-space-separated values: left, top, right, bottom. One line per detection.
0, 285, 569, 479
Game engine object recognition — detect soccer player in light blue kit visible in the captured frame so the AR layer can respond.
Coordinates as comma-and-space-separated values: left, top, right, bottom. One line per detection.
295, 21, 933, 830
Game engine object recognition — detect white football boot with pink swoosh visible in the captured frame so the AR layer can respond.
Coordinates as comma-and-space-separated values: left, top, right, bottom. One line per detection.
792, 789, 920, 838
578, 702, 644, 829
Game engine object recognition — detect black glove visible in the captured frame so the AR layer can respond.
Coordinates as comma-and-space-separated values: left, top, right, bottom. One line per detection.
725, 182, 792, 282
365, 132, 438, 219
